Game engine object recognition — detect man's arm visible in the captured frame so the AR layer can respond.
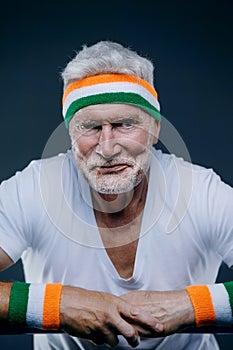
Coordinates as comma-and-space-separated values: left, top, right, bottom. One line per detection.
0, 247, 14, 271
0, 282, 12, 322
0, 248, 14, 323
0, 248, 164, 347
122, 289, 195, 336
122, 281, 233, 337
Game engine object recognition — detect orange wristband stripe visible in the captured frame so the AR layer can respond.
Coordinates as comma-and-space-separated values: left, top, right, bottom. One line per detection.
42, 283, 62, 329
186, 285, 216, 327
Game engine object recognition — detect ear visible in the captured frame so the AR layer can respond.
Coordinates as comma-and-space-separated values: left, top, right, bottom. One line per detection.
152, 121, 161, 144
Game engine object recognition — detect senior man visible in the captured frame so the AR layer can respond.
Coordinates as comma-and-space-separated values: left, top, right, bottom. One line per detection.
0, 40, 233, 350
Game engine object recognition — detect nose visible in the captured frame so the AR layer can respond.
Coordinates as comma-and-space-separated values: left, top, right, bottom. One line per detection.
95, 124, 121, 160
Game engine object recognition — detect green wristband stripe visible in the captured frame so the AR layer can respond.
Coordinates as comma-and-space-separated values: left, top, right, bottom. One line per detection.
223, 282, 233, 316
64, 92, 161, 128
8, 282, 30, 326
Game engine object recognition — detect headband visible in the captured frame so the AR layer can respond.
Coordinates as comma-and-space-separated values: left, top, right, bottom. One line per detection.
62, 74, 161, 128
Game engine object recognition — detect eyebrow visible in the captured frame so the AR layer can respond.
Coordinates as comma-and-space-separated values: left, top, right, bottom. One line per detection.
75, 114, 144, 124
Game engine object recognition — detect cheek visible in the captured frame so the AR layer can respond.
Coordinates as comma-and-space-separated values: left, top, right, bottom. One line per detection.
71, 133, 97, 157
124, 131, 152, 155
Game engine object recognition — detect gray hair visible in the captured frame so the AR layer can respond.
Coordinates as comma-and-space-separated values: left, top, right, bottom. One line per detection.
61, 41, 155, 89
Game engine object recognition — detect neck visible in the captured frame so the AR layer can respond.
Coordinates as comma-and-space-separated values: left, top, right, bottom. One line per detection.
91, 175, 149, 228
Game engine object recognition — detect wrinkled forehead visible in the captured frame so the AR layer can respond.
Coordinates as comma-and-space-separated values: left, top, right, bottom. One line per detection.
72, 103, 153, 123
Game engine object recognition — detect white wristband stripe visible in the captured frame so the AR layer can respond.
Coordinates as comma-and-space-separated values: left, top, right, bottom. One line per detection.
26, 284, 46, 328
207, 284, 233, 325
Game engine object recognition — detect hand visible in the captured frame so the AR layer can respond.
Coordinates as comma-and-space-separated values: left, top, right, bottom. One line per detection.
60, 286, 163, 347
121, 290, 195, 336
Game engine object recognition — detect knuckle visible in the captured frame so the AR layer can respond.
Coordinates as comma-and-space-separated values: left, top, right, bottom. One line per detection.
97, 310, 110, 325
130, 306, 141, 316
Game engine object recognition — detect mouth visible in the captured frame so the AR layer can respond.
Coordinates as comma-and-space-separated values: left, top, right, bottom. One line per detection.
97, 164, 130, 174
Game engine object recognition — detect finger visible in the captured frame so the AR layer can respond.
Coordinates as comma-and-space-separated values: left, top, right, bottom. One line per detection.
91, 330, 119, 348
113, 316, 140, 347
129, 306, 164, 333
103, 331, 119, 348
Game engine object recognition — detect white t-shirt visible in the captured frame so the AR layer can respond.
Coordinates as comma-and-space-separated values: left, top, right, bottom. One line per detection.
0, 148, 233, 349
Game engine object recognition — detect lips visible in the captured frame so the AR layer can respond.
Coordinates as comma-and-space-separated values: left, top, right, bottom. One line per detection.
97, 164, 129, 174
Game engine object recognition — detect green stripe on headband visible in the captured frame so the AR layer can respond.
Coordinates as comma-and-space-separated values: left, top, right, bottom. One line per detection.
64, 92, 161, 128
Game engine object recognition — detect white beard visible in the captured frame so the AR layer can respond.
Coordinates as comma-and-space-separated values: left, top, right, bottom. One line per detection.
72, 144, 152, 194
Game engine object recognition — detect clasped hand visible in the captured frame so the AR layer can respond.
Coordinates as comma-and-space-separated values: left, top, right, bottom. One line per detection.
60, 287, 194, 347
121, 289, 195, 336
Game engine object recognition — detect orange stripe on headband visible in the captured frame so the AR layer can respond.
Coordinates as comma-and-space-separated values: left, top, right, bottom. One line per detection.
62, 74, 158, 103
42, 283, 62, 329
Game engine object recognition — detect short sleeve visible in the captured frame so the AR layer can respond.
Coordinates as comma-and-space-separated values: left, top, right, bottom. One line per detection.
199, 169, 233, 268
0, 163, 37, 262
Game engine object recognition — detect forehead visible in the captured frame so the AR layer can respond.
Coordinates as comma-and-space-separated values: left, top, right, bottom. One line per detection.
72, 103, 152, 122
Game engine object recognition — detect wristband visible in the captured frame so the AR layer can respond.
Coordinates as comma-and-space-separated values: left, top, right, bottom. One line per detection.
8, 282, 62, 329
8, 282, 30, 326
186, 282, 233, 327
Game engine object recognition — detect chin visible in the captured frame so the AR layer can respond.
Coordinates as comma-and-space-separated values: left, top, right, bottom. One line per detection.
89, 172, 144, 195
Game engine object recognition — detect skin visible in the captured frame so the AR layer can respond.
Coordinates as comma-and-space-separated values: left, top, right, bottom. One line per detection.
69, 104, 159, 197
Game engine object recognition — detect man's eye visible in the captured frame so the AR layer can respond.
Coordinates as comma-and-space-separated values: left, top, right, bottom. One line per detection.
111, 119, 137, 133
122, 121, 134, 128
81, 123, 101, 130
81, 123, 93, 129
118, 120, 136, 129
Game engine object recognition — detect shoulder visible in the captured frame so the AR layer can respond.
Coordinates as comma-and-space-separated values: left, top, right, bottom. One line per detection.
152, 148, 220, 183
0, 152, 72, 196
151, 148, 233, 207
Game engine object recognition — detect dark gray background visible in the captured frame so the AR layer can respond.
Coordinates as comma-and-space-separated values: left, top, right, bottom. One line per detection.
0, 0, 233, 348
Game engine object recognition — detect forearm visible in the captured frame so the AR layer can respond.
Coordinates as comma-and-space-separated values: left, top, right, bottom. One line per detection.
0, 281, 163, 346
122, 281, 233, 337
0, 282, 13, 322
